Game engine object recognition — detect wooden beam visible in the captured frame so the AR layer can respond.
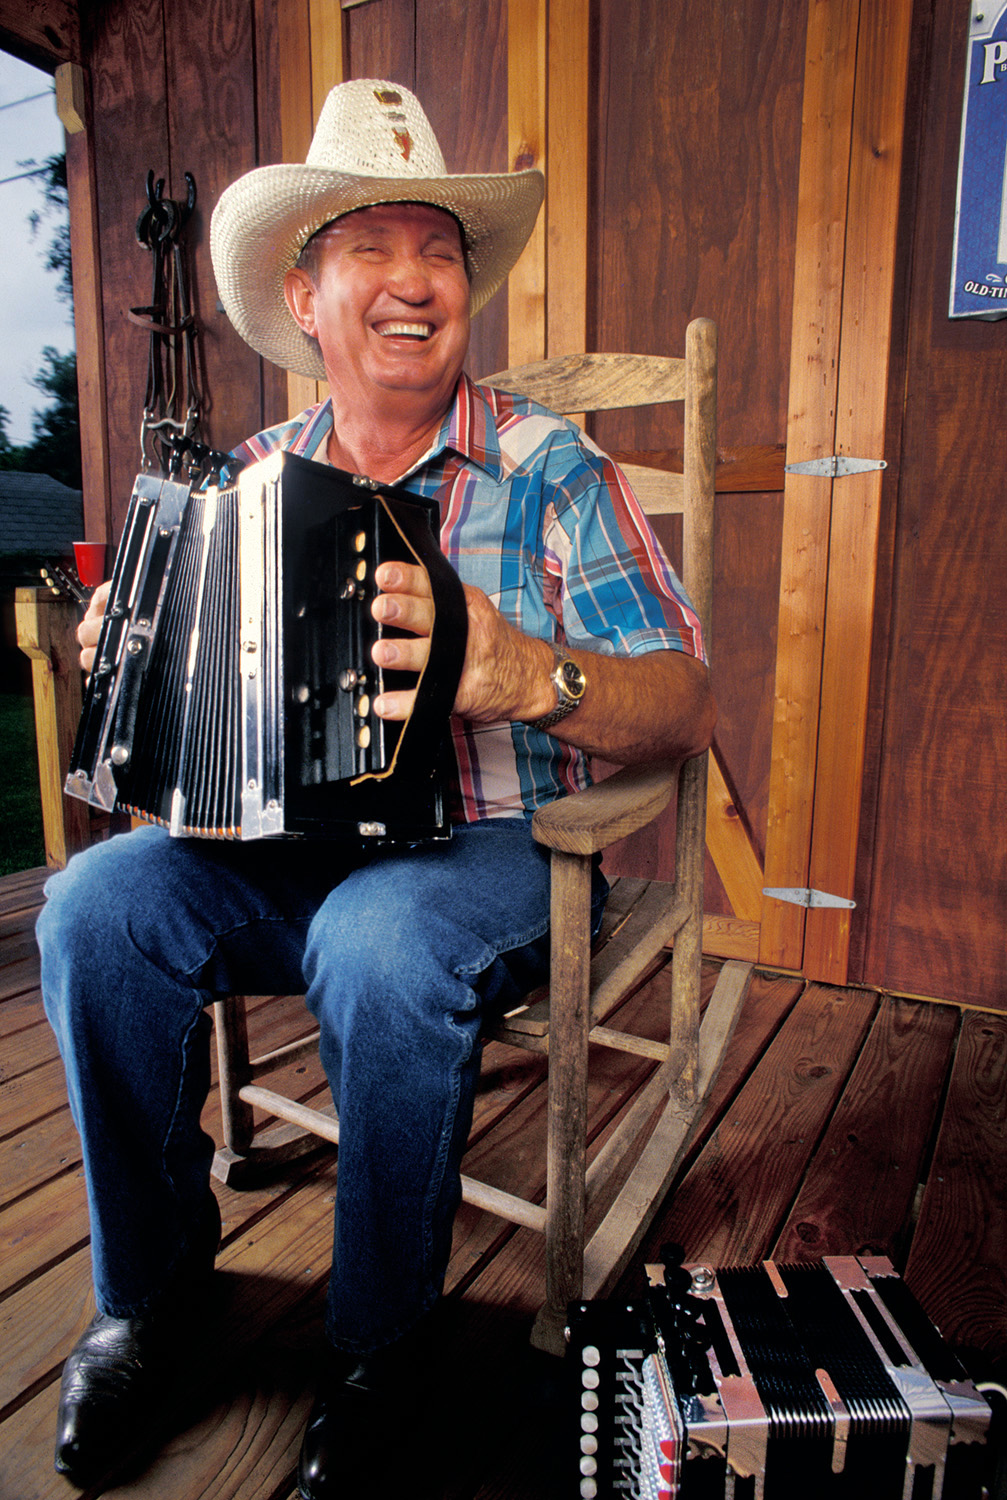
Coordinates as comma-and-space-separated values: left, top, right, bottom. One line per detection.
58, 63, 111, 544
803, 0, 913, 982
309, 0, 346, 120
278, 0, 315, 419
507, 0, 547, 365
545, 0, 589, 360
701, 914, 760, 963
706, 750, 764, 923
0, 0, 79, 66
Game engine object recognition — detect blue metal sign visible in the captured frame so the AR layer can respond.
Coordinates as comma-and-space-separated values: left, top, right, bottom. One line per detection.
950, 1, 1007, 318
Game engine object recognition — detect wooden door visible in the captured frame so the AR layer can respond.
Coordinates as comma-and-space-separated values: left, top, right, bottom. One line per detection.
507, 0, 917, 984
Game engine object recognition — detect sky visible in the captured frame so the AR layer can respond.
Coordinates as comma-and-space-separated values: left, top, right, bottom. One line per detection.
0, 51, 73, 446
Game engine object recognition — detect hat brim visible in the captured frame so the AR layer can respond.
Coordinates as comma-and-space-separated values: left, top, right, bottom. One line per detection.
210, 164, 544, 380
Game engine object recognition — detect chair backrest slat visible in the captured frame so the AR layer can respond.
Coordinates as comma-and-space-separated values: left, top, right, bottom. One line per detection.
619, 465, 684, 515
483, 352, 687, 413
482, 319, 716, 645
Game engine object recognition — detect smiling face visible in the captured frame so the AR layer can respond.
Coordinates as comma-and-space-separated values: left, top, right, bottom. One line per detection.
283, 202, 471, 430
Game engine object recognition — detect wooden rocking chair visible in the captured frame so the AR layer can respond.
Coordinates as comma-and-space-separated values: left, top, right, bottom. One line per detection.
211, 316, 752, 1355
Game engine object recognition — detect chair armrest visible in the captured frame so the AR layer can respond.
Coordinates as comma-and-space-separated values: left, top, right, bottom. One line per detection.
530, 758, 688, 856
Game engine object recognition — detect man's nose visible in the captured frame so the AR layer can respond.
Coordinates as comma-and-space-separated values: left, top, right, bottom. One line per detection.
385, 256, 434, 301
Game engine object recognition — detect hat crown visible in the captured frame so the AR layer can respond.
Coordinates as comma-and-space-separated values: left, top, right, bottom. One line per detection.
306, 79, 449, 181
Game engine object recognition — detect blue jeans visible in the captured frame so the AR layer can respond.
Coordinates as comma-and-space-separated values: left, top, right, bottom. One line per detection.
38, 819, 603, 1352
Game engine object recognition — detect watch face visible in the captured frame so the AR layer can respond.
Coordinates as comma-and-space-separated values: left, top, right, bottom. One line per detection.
558, 659, 586, 700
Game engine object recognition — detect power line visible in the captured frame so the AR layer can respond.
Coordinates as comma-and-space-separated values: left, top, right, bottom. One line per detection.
0, 89, 55, 112
0, 169, 44, 187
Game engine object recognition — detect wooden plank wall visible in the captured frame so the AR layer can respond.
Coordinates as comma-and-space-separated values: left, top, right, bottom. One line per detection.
75, 0, 281, 540
855, 0, 1007, 1010
4, 0, 1005, 1010
590, 0, 808, 915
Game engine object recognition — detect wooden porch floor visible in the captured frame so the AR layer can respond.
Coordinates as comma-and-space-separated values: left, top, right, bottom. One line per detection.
3, 862, 1006, 1499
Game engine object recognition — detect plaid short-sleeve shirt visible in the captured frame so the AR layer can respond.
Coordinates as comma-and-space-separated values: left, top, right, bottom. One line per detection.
232, 373, 705, 824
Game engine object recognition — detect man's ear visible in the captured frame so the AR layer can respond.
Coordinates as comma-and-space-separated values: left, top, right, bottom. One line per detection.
284, 266, 317, 337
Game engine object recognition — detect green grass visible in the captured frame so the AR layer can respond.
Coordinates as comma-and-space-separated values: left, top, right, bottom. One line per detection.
0, 692, 46, 876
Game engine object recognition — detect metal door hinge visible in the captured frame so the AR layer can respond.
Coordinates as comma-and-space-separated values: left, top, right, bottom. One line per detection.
785, 455, 886, 478
763, 886, 856, 910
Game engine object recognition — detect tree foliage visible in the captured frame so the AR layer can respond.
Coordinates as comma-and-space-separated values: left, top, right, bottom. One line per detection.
0, 347, 81, 489
3, 153, 81, 488
26, 152, 72, 306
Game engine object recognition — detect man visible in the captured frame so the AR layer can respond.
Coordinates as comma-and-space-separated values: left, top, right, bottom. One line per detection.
38, 80, 715, 1497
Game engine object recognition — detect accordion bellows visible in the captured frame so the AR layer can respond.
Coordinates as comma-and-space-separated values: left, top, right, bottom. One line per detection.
66, 451, 467, 843
567, 1256, 994, 1499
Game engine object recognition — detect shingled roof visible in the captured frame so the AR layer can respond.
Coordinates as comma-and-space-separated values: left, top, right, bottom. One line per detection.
0, 470, 84, 559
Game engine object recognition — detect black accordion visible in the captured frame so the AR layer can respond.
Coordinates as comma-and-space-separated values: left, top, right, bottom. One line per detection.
66, 451, 467, 843
567, 1256, 995, 1499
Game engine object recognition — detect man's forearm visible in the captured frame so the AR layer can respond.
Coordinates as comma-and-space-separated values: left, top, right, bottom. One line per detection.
526, 642, 716, 766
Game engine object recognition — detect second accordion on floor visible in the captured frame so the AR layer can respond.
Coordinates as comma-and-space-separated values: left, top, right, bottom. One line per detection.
65, 451, 468, 843
567, 1256, 995, 1500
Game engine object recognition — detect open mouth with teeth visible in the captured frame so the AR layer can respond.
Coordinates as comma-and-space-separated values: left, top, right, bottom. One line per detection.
376, 321, 434, 340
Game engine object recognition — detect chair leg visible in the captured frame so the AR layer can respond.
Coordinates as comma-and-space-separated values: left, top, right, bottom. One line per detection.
214, 995, 256, 1154
668, 754, 707, 1108
531, 850, 593, 1357
210, 995, 331, 1187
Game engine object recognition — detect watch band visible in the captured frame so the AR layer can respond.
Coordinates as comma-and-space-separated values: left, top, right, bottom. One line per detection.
528, 642, 587, 732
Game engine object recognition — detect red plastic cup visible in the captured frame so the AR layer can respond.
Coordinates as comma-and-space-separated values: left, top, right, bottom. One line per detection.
73, 541, 107, 589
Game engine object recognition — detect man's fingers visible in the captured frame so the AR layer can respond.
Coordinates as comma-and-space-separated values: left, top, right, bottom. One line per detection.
372, 636, 429, 673
372, 561, 434, 636
77, 580, 111, 673
373, 688, 418, 721
371, 588, 434, 636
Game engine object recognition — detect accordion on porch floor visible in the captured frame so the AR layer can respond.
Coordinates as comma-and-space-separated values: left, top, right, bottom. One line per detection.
566, 1255, 996, 1500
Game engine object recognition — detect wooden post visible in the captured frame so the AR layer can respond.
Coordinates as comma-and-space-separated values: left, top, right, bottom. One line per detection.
545, 0, 589, 361
57, 61, 111, 546
15, 590, 89, 869
277, 0, 346, 418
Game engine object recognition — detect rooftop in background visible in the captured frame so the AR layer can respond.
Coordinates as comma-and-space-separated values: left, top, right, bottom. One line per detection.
0, 468, 82, 558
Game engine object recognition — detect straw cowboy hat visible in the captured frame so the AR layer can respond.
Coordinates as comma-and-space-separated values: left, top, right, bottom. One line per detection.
211, 78, 544, 381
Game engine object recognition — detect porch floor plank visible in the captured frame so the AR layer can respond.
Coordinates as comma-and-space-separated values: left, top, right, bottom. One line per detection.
1, 865, 1004, 1499
771, 993, 961, 1265
904, 1006, 1007, 1365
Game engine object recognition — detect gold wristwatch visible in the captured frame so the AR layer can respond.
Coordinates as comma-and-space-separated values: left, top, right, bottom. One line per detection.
529, 642, 587, 731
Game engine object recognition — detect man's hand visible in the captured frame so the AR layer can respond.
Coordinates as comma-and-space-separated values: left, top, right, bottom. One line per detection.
77, 581, 111, 674
370, 561, 552, 725
369, 561, 717, 766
